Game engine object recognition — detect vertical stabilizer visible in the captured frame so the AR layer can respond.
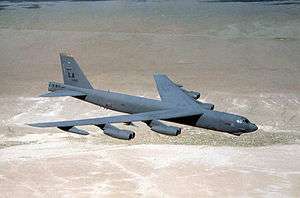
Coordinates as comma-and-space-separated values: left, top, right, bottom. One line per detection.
60, 53, 93, 89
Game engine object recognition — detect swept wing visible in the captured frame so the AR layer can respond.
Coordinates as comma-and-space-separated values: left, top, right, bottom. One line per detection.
154, 74, 198, 108
28, 109, 202, 128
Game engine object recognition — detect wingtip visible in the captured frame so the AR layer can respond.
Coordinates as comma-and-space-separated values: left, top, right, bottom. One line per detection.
38, 93, 48, 97
153, 73, 167, 77
27, 123, 44, 128
59, 52, 73, 58
27, 123, 37, 127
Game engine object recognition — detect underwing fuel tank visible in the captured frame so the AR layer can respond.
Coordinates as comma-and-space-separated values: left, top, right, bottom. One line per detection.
146, 120, 181, 136
97, 124, 135, 140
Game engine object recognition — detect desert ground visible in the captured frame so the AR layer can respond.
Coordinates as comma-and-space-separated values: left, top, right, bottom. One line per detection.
0, 0, 299, 197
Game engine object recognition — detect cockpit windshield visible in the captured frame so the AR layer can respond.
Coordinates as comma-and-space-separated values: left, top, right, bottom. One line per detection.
236, 118, 250, 124
236, 119, 243, 124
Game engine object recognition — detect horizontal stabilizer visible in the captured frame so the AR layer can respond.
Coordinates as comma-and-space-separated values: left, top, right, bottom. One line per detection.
58, 126, 89, 135
39, 90, 86, 97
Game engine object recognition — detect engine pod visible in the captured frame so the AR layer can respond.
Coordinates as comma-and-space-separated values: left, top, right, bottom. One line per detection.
201, 103, 214, 110
195, 101, 215, 110
147, 120, 181, 136
97, 124, 135, 140
182, 89, 200, 100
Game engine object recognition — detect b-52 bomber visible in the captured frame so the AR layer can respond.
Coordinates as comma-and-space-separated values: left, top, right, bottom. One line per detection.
29, 53, 258, 140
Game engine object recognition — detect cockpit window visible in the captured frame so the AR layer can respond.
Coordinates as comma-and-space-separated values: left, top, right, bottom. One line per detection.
236, 119, 250, 124
236, 119, 243, 124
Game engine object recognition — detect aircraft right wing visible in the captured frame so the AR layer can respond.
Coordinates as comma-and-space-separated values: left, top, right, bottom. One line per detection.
28, 109, 203, 128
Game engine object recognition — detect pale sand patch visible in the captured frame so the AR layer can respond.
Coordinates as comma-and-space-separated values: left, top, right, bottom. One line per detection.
0, 144, 299, 197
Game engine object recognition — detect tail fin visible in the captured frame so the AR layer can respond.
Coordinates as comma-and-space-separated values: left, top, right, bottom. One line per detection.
60, 53, 93, 89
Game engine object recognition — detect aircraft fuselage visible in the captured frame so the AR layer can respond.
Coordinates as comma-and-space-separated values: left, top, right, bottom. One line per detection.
51, 82, 257, 135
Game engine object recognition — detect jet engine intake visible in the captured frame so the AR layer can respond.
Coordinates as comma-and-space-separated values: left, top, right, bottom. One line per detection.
146, 120, 181, 136
97, 124, 135, 140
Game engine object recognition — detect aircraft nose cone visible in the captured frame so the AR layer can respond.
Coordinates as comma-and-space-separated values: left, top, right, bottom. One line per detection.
249, 123, 258, 132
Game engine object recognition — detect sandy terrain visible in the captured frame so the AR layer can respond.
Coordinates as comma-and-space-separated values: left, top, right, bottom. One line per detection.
0, 0, 299, 197
1, 141, 300, 197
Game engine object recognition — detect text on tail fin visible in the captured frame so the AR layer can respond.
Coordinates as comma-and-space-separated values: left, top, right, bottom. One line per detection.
60, 53, 93, 89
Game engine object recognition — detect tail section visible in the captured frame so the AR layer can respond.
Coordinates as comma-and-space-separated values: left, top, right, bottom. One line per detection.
60, 53, 93, 89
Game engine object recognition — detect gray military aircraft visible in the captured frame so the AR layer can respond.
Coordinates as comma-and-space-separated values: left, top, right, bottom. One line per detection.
29, 53, 258, 140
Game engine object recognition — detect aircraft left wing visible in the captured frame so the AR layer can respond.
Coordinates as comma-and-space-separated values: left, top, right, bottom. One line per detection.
154, 74, 199, 108
28, 109, 202, 128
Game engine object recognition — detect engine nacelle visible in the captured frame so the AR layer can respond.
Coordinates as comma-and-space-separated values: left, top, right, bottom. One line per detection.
97, 124, 135, 140
201, 102, 214, 110
175, 84, 200, 100
146, 120, 181, 136
182, 89, 200, 100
